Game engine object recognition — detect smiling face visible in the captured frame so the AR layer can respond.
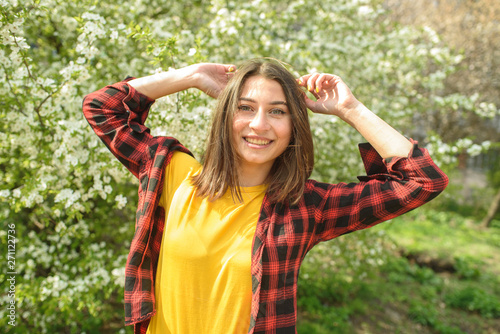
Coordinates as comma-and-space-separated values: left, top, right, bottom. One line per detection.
232, 75, 293, 178
193, 59, 314, 203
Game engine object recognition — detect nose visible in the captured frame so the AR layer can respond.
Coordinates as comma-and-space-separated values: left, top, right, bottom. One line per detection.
249, 109, 271, 131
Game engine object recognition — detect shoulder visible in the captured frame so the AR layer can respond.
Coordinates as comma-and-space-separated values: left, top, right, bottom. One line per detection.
168, 151, 201, 177
171, 150, 198, 165
161, 151, 201, 207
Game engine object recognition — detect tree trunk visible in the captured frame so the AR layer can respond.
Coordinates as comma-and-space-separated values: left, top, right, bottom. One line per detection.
482, 188, 500, 228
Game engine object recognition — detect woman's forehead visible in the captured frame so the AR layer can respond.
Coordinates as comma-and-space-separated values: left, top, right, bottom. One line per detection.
240, 76, 285, 98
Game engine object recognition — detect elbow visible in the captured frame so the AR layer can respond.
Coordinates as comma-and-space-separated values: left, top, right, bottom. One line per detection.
82, 94, 92, 117
440, 173, 449, 192
433, 169, 449, 194
82, 94, 89, 107
421, 171, 449, 201
82, 92, 103, 121
421, 163, 449, 194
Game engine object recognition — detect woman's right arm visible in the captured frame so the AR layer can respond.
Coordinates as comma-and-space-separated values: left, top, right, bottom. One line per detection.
128, 63, 236, 100
82, 63, 235, 177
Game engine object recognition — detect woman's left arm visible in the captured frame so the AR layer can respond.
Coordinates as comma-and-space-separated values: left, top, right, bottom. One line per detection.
297, 73, 449, 245
297, 73, 413, 159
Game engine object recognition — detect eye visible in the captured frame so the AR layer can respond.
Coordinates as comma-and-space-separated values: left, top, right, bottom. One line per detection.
237, 105, 253, 112
270, 108, 286, 115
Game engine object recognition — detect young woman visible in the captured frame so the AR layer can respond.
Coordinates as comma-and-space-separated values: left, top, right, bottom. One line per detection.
83, 59, 448, 334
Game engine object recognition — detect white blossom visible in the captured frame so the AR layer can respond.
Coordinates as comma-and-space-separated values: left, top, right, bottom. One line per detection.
115, 194, 127, 209
12, 188, 21, 198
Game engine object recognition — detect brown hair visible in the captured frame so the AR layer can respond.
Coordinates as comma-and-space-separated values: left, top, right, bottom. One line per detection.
191, 59, 314, 205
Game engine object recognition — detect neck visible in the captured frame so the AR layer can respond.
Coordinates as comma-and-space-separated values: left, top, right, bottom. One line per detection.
237, 163, 272, 187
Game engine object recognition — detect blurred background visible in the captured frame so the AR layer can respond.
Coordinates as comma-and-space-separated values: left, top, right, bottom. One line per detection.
0, 0, 499, 333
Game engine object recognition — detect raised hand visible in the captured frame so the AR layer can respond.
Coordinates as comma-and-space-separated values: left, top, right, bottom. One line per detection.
297, 73, 360, 117
192, 63, 237, 98
298, 72, 412, 158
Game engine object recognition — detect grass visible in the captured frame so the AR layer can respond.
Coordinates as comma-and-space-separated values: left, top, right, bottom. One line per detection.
296, 208, 500, 333
379, 209, 500, 276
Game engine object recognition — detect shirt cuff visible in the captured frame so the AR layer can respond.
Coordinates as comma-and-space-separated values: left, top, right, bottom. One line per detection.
357, 138, 426, 181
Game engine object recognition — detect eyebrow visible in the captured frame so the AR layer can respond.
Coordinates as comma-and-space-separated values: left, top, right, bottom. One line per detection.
239, 97, 288, 106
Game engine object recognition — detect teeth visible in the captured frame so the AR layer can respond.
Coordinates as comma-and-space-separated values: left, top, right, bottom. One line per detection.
245, 137, 271, 145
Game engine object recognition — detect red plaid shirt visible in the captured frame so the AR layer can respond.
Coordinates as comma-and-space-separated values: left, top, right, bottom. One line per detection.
83, 79, 448, 334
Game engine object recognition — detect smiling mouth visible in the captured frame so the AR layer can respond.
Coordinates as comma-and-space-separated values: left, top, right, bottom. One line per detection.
244, 137, 272, 146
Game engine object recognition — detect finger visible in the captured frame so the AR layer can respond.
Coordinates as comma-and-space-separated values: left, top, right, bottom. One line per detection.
330, 75, 354, 100
306, 73, 321, 93
303, 94, 316, 111
224, 65, 237, 83
327, 74, 343, 90
297, 74, 312, 87
303, 94, 327, 114
225, 64, 237, 73
314, 73, 333, 93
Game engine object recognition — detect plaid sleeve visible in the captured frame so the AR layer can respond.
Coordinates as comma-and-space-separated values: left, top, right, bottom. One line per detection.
82, 78, 156, 178
310, 140, 449, 245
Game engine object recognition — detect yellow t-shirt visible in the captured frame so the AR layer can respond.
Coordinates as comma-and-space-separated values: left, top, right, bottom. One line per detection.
146, 151, 266, 334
